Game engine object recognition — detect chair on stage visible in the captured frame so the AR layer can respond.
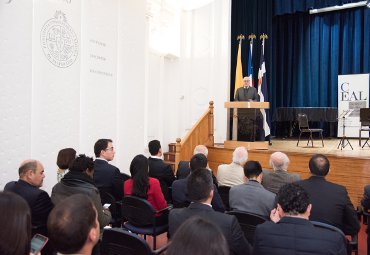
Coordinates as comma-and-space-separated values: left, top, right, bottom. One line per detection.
101, 228, 168, 255
121, 196, 171, 250
297, 113, 324, 147
359, 108, 370, 148
226, 210, 266, 245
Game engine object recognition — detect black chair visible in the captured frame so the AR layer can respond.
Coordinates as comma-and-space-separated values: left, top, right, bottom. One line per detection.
226, 210, 266, 245
359, 108, 370, 148
297, 113, 324, 147
121, 172, 131, 182
101, 228, 168, 255
122, 196, 171, 250
310, 221, 356, 255
99, 189, 123, 227
218, 186, 231, 211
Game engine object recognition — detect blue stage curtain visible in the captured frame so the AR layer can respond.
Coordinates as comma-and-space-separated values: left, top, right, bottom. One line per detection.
272, 7, 370, 110
274, 0, 362, 15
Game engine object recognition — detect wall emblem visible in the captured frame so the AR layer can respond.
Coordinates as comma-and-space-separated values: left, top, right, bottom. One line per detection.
40, 11, 78, 68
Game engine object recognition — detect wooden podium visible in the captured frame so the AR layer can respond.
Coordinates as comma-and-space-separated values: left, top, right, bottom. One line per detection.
224, 101, 270, 150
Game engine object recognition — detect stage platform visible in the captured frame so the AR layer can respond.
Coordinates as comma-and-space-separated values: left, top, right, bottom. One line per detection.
207, 138, 370, 206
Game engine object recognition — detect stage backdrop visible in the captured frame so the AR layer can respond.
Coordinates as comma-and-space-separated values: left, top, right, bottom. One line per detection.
337, 74, 369, 138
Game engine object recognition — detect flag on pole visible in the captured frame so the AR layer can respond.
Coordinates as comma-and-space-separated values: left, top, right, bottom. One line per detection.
258, 35, 271, 137
234, 35, 244, 97
247, 39, 254, 86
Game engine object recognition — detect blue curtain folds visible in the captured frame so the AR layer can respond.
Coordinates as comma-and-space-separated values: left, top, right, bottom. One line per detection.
272, 7, 370, 110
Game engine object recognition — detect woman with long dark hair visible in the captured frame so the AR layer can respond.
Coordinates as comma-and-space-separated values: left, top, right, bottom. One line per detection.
124, 154, 167, 211
0, 191, 32, 255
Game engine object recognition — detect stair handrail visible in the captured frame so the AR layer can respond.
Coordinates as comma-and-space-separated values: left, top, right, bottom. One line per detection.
174, 101, 214, 171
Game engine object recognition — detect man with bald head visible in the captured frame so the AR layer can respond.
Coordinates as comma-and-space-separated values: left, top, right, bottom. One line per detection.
5, 160, 53, 236
262, 152, 300, 194
297, 154, 360, 235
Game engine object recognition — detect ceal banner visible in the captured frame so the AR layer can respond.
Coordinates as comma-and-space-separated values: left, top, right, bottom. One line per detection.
338, 74, 369, 138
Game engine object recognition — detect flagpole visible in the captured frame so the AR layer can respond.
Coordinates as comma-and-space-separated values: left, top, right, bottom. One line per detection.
247, 34, 256, 86
234, 34, 245, 97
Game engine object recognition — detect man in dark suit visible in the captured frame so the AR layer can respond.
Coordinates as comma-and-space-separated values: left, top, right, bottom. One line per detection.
172, 153, 224, 212
5, 160, 54, 254
169, 168, 251, 255
262, 152, 300, 194
234, 76, 259, 102
234, 76, 264, 141
148, 140, 175, 201
176, 144, 208, 179
296, 154, 360, 235
253, 183, 347, 255
93, 139, 123, 201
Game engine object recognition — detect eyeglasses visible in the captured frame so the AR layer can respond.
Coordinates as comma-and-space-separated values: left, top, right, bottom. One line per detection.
105, 147, 114, 151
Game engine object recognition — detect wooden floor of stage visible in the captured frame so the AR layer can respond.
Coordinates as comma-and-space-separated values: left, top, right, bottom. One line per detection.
267, 138, 370, 159
208, 138, 370, 207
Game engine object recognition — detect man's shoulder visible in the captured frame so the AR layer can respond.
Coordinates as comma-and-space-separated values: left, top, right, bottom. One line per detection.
95, 160, 119, 172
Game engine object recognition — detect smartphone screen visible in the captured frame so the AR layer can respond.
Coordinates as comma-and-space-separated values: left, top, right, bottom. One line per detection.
30, 234, 48, 254
103, 203, 111, 209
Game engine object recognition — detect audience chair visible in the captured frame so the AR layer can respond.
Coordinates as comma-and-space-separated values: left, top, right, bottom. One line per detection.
101, 228, 168, 255
226, 210, 266, 245
297, 113, 324, 147
218, 186, 231, 211
122, 196, 172, 250
99, 189, 123, 227
121, 172, 131, 182
359, 108, 370, 148
311, 221, 355, 255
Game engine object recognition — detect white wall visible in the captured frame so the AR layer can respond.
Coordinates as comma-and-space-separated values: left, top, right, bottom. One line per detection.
146, 0, 231, 148
0, 0, 231, 193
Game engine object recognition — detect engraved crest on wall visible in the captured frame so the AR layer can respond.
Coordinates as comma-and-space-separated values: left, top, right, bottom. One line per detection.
40, 11, 78, 68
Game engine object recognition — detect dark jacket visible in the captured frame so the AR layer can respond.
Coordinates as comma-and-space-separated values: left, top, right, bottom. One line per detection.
4, 179, 53, 230
253, 217, 347, 255
171, 177, 225, 212
296, 176, 360, 235
169, 202, 251, 255
148, 157, 175, 201
93, 159, 123, 201
176, 160, 190, 180
51, 171, 111, 228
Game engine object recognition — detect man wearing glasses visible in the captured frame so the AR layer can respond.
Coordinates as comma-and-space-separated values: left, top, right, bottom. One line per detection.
93, 139, 123, 201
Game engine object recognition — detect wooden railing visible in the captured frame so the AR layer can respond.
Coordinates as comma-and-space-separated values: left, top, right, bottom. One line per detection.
174, 101, 214, 172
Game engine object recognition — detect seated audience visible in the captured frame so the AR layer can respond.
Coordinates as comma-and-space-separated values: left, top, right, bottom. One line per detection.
4, 160, 53, 238
176, 144, 208, 180
0, 191, 32, 255
229, 161, 275, 218
124, 154, 167, 212
253, 183, 347, 255
167, 216, 229, 255
176, 144, 219, 187
56, 148, 76, 182
169, 168, 251, 255
296, 154, 360, 235
148, 140, 175, 201
93, 138, 123, 201
217, 146, 248, 187
47, 194, 100, 255
51, 154, 111, 229
172, 153, 225, 212
262, 151, 300, 194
